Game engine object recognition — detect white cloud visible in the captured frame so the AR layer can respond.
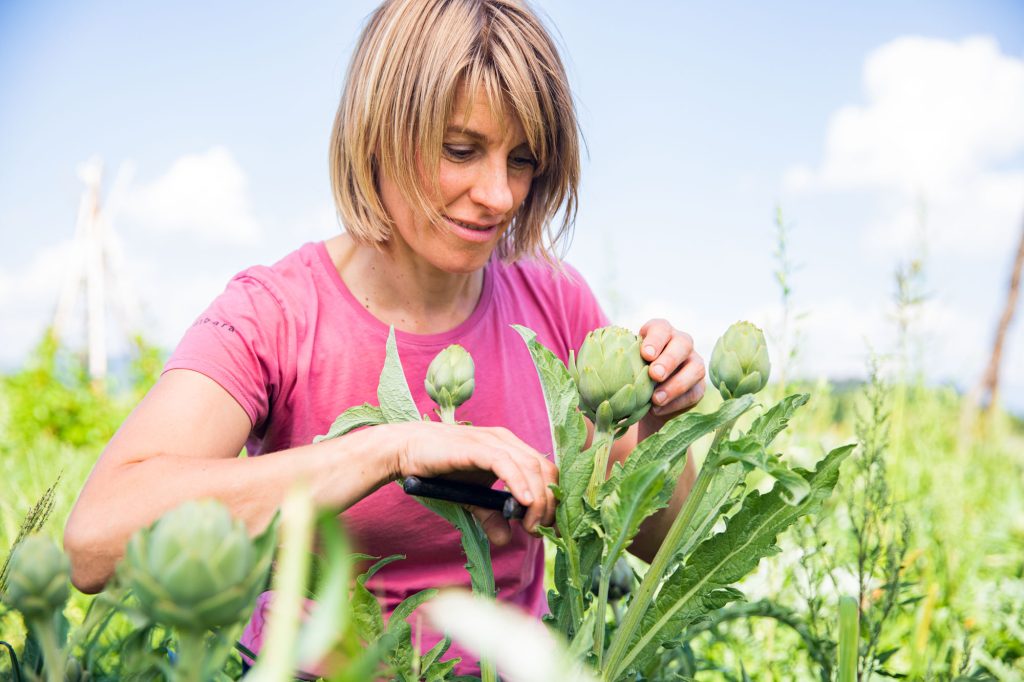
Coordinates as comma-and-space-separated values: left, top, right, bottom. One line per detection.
784, 35, 1024, 258
122, 146, 261, 245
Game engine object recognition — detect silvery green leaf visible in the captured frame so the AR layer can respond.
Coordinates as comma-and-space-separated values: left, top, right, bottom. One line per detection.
378, 326, 421, 424
413, 498, 495, 598
747, 393, 810, 447
600, 461, 669, 570
605, 395, 756, 505
313, 404, 385, 442
611, 444, 855, 678
352, 554, 405, 644
716, 436, 809, 506
511, 325, 587, 467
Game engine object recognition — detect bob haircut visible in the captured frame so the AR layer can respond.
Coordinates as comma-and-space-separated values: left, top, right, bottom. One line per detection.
329, 0, 580, 263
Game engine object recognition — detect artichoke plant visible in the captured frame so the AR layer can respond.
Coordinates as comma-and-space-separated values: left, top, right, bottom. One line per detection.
569, 326, 656, 504
120, 500, 273, 632
2, 534, 70, 621
425, 344, 475, 423
709, 321, 771, 399
2, 535, 71, 682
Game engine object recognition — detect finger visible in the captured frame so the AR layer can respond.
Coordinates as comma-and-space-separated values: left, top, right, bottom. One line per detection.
649, 331, 694, 383
538, 456, 559, 528
471, 507, 512, 546
653, 365, 707, 416
485, 427, 552, 530
472, 447, 538, 512
638, 319, 672, 363
516, 454, 548, 533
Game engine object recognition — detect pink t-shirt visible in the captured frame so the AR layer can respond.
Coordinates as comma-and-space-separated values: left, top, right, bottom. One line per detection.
164, 241, 607, 673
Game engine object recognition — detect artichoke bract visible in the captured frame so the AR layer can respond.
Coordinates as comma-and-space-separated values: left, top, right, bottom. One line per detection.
709, 321, 771, 399
1, 535, 70, 620
425, 344, 475, 422
569, 326, 655, 433
120, 500, 272, 632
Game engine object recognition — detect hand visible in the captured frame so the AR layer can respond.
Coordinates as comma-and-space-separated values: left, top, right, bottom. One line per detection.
388, 421, 558, 546
638, 318, 706, 432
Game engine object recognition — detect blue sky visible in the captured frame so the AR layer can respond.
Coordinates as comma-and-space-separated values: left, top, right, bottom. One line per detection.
1, 0, 1023, 411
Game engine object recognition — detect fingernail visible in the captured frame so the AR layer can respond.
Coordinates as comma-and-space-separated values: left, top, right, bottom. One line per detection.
644, 345, 656, 358
655, 390, 667, 404
522, 491, 534, 504
652, 364, 666, 379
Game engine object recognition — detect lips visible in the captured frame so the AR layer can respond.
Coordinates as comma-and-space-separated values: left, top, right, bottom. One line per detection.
445, 215, 498, 232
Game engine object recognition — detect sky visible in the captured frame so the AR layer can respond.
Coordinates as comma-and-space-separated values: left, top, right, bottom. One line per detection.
1, 0, 1023, 411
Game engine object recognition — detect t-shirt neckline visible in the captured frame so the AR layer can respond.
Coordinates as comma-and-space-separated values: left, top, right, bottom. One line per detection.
312, 240, 496, 347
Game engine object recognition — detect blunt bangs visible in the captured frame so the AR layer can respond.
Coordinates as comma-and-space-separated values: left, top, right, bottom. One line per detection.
329, 0, 580, 263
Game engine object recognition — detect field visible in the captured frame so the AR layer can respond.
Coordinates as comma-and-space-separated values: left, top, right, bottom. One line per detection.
1, 329, 1022, 680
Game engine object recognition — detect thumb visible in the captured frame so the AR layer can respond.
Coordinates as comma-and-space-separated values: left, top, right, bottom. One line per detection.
470, 507, 512, 547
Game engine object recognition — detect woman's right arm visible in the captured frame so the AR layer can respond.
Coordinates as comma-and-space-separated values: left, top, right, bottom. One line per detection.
64, 369, 557, 593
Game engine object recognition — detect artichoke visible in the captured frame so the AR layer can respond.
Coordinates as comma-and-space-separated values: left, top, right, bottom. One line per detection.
120, 500, 273, 631
709, 321, 771, 399
425, 344, 475, 422
569, 326, 656, 432
1, 535, 70, 620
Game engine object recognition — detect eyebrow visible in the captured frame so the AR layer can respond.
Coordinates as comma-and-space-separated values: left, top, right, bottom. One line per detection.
444, 126, 530, 150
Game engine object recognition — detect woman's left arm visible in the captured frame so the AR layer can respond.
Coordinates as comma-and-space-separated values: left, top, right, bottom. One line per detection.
607, 318, 707, 563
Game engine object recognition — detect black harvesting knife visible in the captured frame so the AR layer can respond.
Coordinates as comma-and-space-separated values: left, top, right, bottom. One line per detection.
402, 476, 527, 520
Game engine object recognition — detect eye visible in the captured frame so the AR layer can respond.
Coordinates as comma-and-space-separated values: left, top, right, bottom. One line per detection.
509, 154, 538, 171
442, 144, 475, 161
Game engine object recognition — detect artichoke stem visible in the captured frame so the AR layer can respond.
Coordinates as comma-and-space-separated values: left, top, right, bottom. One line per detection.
593, 564, 611, 667
175, 629, 210, 682
589, 428, 610, 507
438, 403, 457, 425
28, 615, 66, 682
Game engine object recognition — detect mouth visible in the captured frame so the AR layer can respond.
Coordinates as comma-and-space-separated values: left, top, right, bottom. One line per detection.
445, 215, 499, 232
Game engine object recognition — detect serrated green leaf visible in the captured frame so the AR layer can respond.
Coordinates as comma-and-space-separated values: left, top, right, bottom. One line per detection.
313, 404, 385, 442
606, 396, 755, 506
747, 393, 809, 447
378, 326, 421, 424
511, 325, 587, 467
413, 497, 495, 598
600, 461, 669, 570
612, 444, 855, 678
388, 588, 438, 636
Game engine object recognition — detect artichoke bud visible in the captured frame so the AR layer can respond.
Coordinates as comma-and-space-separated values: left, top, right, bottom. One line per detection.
709, 321, 771, 399
425, 345, 475, 410
1, 535, 70, 620
121, 500, 267, 631
569, 326, 655, 430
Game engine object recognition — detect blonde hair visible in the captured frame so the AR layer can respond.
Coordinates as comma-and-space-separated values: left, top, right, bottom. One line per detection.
329, 0, 580, 262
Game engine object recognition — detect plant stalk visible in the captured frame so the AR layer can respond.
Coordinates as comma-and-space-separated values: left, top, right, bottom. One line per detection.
174, 628, 209, 682
585, 405, 616, 506
602, 421, 736, 680
593, 565, 611, 667
28, 616, 66, 682
838, 596, 859, 682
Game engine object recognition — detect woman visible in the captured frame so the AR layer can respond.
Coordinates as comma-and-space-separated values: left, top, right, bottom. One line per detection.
64, 0, 707, 672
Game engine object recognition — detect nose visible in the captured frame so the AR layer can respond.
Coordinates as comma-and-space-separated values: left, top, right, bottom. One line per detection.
468, 156, 515, 216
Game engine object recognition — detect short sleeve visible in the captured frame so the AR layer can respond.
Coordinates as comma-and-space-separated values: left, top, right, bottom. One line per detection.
163, 273, 289, 433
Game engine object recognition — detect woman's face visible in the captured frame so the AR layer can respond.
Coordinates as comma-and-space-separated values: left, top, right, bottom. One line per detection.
379, 84, 537, 274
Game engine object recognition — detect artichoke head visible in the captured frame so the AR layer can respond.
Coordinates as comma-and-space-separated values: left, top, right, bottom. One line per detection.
1, 535, 70, 620
569, 326, 655, 432
425, 344, 475, 415
120, 500, 271, 632
709, 321, 771, 399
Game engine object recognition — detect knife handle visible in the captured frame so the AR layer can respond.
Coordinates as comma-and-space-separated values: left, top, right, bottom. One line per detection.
402, 476, 527, 520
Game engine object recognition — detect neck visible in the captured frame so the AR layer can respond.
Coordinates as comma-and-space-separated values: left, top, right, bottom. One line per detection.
327, 234, 485, 334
